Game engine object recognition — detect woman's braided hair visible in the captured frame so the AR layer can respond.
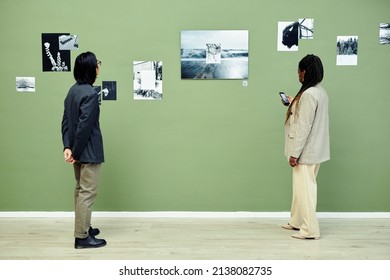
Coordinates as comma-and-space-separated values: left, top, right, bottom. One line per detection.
286, 54, 324, 122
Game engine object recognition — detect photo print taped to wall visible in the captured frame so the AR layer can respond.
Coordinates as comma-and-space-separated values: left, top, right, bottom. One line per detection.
277, 19, 314, 51
206, 43, 221, 64
58, 34, 79, 50
133, 61, 163, 100
380, 23, 390, 45
102, 81, 117, 101
336, 36, 358, 66
181, 30, 248, 79
299, 18, 314, 40
278, 22, 299, 51
16, 77, 35, 92
42, 33, 71, 72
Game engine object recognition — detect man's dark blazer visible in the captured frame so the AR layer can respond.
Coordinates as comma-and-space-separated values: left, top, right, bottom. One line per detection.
62, 83, 104, 163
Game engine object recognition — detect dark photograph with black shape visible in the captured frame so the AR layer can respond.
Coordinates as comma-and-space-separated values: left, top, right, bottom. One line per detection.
277, 22, 299, 51
102, 81, 117, 101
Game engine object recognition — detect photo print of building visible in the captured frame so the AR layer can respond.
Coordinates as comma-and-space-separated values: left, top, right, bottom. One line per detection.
181, 30, 248, 79
133, 61, 163, 100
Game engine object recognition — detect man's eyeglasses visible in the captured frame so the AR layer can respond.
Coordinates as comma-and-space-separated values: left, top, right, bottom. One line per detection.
97, 60, 102, 67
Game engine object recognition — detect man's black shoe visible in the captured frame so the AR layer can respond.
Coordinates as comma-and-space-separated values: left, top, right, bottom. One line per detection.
74, 236, 107, 249
88, 226, 100, 236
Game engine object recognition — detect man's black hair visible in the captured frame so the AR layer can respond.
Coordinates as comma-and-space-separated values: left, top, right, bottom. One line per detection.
73, 52, 97, 85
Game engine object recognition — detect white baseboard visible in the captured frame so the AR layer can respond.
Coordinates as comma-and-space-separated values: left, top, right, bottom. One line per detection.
0, 211, 389, 218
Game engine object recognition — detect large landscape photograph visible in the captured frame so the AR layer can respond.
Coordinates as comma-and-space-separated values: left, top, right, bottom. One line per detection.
181, 30, 249, 79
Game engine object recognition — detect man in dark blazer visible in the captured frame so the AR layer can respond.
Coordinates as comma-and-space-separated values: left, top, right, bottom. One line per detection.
62, 52, 106, 249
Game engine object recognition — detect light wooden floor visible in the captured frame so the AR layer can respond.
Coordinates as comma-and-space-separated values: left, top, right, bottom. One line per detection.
0, 218, 389, 260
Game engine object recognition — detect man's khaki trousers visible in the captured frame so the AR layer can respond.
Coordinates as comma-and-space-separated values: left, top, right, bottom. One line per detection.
289, 164, 321, 238
73, 162, 101, 239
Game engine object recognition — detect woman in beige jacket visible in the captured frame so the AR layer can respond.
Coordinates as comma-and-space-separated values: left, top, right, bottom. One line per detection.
282, 54, 330, 240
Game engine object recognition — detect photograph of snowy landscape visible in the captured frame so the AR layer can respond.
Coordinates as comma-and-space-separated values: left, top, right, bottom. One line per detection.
336, 36, 358, 66
16, 77, 35, 92
181, 30, 248, 79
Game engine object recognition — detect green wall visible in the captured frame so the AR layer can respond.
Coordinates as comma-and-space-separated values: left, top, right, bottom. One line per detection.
0, 0, 389, 212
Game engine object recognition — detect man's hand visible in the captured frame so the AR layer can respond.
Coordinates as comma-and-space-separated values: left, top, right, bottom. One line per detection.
64, 148, 76, 164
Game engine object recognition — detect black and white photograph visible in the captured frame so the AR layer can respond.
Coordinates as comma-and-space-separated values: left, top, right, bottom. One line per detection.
277, 21, 299, 51
133, 61, 163, 100
206, 43, 221, 64
41, 33, 71, 72
58, 34, 79, 50
380, 23, 390, 45
299, 18, 314, 39
181, 30, 248, 79
102, 81, 117, 101
336, 36, 358, 65
16, 77, 35, 92
206, 44, 221, 63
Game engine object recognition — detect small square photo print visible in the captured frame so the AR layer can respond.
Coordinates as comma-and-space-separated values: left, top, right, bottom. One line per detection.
299, 18, 314, 39
277, 21, 299, 51
16, 77, 35, 92
59, 35, 79, 50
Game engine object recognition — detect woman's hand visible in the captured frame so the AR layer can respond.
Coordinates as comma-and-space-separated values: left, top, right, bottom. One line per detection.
289, 156, 299, 167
